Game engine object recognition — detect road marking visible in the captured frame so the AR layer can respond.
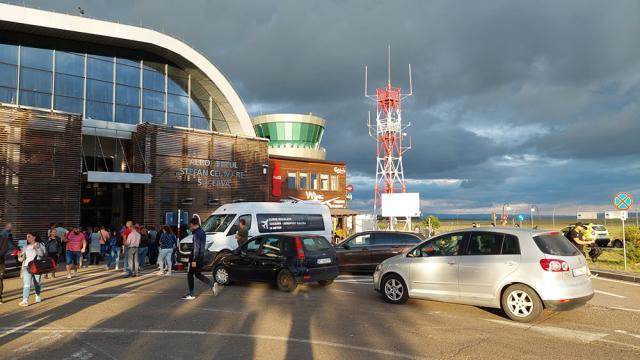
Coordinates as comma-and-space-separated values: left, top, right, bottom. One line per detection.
616, 330, 640, 339
593, 277, 640, 288
610, 307, 640, 313
594, 290, 626, 298
196, 307, 244, 314
484, 319, 608, 344
328, 289, 356, 294
63, 293, 133, 298
0, 316, 52, 340
62, 348, 94, 360
0, 327, 422, 359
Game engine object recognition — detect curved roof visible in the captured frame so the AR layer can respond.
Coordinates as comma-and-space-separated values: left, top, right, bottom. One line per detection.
0, 3, 255, 137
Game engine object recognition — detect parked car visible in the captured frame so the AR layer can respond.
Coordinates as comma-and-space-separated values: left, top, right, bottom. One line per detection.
212, 234, 338, 292
373, 228, 594, 322
2, 241, 21, 276
178, 201, 332, 267
335, 231, 424, 273
561, 223, 614, 247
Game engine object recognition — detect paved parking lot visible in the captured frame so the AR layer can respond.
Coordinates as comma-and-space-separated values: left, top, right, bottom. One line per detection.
0, 266, 639, 359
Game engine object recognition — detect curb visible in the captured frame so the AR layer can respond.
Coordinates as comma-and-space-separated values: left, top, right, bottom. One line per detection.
590, 268, 640, 284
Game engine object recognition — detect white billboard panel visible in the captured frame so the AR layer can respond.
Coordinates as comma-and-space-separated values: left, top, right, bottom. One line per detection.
577, 211, 598, 220
381, 193, 421, 217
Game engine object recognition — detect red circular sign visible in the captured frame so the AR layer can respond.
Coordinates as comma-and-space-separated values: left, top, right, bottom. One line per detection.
346, 184, 354, 193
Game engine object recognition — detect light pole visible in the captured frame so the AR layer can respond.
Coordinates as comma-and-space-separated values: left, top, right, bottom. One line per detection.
552, 207, 556, 227
530, 205, 538, 228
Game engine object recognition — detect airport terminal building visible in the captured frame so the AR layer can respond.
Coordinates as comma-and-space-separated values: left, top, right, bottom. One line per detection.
0, 4, 270, 237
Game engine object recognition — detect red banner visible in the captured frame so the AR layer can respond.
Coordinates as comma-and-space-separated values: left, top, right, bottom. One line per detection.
271, 161, 282, 197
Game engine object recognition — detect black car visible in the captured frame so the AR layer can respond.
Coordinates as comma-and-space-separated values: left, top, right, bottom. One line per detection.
212, 234, 338, 292
335, 231, 424, 273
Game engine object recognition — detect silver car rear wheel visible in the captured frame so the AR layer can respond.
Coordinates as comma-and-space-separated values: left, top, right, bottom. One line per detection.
501, 284, 543, 322
382, 274, 408, 304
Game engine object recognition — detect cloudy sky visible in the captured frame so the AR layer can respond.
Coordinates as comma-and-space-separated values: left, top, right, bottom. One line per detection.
10, 0, 640, 215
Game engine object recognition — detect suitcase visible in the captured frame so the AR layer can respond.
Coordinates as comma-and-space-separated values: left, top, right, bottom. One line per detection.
28, 257, 57, 275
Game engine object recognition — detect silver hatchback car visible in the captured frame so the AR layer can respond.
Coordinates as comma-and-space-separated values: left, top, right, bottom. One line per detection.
373, 228, 594, 322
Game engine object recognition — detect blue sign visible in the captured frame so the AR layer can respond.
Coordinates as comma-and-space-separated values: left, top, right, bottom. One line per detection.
516, 214, 525, 222
614, 192, 633, 211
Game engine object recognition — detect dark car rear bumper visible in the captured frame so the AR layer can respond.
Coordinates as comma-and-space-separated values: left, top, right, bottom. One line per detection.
296, 265, 339, 283
544, 293, 594, 311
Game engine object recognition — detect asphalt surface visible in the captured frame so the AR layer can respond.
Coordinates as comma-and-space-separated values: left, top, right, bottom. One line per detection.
0, 265, 639, 360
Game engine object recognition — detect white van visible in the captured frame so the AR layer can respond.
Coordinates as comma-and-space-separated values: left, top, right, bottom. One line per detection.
177, 201, 332, 266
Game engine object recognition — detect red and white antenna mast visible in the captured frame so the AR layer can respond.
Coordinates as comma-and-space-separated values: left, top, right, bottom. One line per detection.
365, 46, 413, 222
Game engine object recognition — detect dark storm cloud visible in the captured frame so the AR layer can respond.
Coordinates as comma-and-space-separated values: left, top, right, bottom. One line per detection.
11, 0, 640, 212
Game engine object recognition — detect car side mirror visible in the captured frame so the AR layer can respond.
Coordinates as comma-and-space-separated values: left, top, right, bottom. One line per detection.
342, 244, 350, 250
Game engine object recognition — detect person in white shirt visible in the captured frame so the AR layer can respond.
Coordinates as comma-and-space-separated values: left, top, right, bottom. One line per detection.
125, 225, 141, 278
18, 232, 45, 306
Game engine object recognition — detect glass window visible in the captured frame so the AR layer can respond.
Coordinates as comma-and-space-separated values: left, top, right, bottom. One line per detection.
116, 84, 140, 107
301, 236, 331, 251
241, 238, 261, 255
143, 108, 165, 124
287, 172, 297, 189
0, 87, 17, 104
211, 120, 228, 132
330, 175, 339, 191
259, 237, 282, 257
54, 95, 82, 113
116, 57, 139, 67
20, 67, 52, 93
86, 79, 113, 103
116, 63, 140, 86
533, 234, 580, 256
299, 173, 308, 190
466, 232, 503, 255
0, 43, 18, 65
55, 51, 84, 76
373, 233, 421, 246
201, 214, 237, 233
348, 233, 372, 247
86, 100, 112, 121
228, 214, 253, 236
167, 93, 188, 114
167, 65, 188, 96
168, 113, 188, 127
311, 173, 318, 190
19, 90, 50, 108
191, 116, 210, 130
143, 67, 165, 91
320, 174, 329, 191
21, 46, 52, 70
143, 89, 165, 111
87, 56, 113, 81
115, 105, 140, 125
0, 63, 17, 88
412, 233, 465, 257
54, 73, 83, 98
502, 235, 521, 255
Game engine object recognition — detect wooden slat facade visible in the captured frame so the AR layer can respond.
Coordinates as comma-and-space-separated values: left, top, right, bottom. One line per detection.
133, 124, 270, 226
0, 106, 82, 240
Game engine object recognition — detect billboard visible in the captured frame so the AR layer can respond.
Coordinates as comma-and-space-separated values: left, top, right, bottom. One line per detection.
381, 193, 421, 217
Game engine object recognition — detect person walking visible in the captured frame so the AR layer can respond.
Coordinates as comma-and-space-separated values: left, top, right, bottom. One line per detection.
148, 226, 159, 266
235, 218, 249, 247
2, 223, 12, 242
122, 221, 133, 274
106, 229, 123, 270
568, 222, 593, 256
138, 227, 149, 268
182, 218, 217, 300
44, 229, 62, 278
99, 226, 110, 261
17, 232, 45, 306
157, 225, 177, 276
0, 230, 10, 304
125, 225, 141, 278
89, 227, 101, 265
64, 226, 84, 278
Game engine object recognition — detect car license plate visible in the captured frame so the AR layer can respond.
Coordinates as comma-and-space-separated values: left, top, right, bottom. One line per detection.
181, 257, 190, 262
317, 258, 331, 265
572, 266, 587, 277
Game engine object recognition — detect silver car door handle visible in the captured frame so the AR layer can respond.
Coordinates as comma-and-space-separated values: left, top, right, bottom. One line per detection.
447, 261, 457, 265
506, 261, 517, 266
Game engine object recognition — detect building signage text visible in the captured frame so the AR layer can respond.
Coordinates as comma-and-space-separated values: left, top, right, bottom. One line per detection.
177, 159, 244, 187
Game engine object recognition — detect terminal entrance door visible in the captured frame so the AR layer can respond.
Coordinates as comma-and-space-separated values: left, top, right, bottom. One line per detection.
80, 182, 132, 228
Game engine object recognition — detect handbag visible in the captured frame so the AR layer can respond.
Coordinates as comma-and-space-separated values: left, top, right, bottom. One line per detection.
28, 257, 57, 274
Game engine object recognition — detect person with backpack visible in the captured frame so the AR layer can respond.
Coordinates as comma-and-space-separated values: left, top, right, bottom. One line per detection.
106, 229, 123, 270
157, 225, 177, 276
0, 230, 10, 304
44, 229, 62, 278
89, 227, 102, 265
138, 227, 150, 268
568, 222, 594, 255
17, 232, 45, 306
148, 226, 158, 266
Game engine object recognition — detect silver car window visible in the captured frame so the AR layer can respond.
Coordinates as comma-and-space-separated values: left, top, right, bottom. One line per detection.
467, 232, 502, 255
417, 233, 464, 257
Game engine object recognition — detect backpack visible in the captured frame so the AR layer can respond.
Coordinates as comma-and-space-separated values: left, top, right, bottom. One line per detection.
46, 238, 60, 255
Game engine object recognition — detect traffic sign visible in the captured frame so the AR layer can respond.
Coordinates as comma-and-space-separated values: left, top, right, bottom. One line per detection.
516, 214, 525, 221
605, 210, 628, 221
613, 192, 633, 210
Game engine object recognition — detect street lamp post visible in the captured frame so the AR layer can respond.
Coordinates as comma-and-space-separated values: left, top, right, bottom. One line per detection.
530, 205, 538, 228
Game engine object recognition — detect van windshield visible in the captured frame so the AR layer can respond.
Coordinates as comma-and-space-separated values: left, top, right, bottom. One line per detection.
201, 214, 237, 233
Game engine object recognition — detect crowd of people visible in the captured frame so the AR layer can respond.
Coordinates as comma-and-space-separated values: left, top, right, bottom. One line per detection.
0, 220, 185, 306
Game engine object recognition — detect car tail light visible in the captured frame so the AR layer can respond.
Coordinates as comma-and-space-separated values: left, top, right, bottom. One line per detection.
295, 237, 305, 260
10, 249, 20, 257
540, 259, 570, 272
